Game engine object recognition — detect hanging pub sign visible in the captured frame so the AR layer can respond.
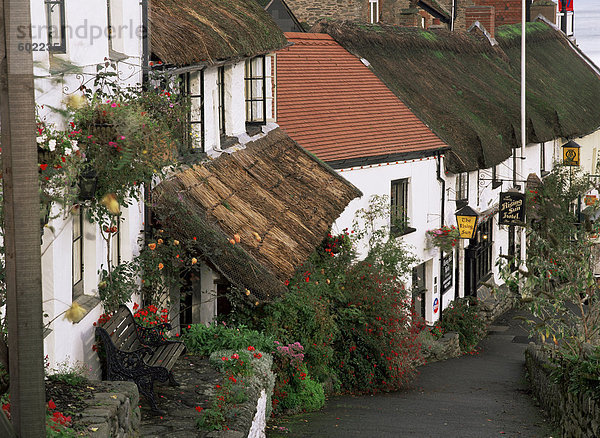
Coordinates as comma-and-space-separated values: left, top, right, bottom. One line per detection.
562, 140, 581, 166
499, 191, 526, 226
455, 205, 479, 239
441, 253, 453, 293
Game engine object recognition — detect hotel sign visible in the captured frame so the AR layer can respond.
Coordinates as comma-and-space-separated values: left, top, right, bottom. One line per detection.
499, 191, 526, 226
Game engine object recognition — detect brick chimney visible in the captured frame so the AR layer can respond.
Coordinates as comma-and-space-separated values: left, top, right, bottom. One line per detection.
465, 5, 496, 38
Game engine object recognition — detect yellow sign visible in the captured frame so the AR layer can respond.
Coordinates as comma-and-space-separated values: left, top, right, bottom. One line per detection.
457, 215, 478, 239
563, 145, 580, 166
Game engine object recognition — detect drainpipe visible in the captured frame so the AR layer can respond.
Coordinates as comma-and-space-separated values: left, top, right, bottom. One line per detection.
436, 151, 446, 323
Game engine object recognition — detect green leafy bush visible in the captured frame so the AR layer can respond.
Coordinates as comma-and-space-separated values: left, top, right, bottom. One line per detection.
272, 342, 325, 414
551, 347, 600, 400
183, 323, 276, 356
441, 298, 486, 352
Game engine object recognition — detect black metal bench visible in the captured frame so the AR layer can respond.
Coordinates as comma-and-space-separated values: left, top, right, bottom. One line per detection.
95, 305, 185, 414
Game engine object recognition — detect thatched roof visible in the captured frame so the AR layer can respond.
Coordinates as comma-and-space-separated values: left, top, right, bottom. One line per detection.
152, 128, 361, 301
150, 0, 288, 66
313, 21, 600, 173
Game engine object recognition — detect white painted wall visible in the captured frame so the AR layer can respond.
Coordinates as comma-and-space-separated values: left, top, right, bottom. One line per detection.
332, 156, 450, 324
29, 0, 145, 373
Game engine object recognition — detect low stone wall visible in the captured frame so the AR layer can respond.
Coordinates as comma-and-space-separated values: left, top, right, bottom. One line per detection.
421, 332, 461, 363
525, 344, 600, 438
476, 284, 518, 326
77, 381, 140, 438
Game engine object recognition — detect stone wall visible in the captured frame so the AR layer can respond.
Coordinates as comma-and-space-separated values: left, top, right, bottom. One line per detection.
476, 284, 518, 326
285, 0, 365, 27
525, 344, 600, 438
77, 381, 140, 438
421, 332, 461, 363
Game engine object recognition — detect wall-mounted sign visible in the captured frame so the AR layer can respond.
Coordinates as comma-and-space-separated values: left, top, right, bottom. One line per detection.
455, 205, 479, 239
562, 140, 581, 166
441, 253, 453, 293
433, 297, 439, 314
585, 195, 597, 206
499, 191, 526, 226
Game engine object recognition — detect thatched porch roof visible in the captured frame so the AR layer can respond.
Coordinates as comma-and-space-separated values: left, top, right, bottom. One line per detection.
152, 128, 361, 301
313, 20, 600, 173
150, 0, 288, 66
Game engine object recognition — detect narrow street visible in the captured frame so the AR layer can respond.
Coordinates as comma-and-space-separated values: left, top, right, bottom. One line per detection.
268, 308, 555, 438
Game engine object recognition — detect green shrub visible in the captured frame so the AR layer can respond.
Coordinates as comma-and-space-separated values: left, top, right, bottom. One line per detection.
276, 370, 325, 413
271, 342, 325, 414
551, 347, 600, 400
441, 298, 486, 352
183, 323, 276, 356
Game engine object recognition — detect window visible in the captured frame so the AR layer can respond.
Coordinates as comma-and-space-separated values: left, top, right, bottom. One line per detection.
45, 0, 66, 53
456, 172, 469, 203
391, 178, 409, 233
107, 0, 125, 54
540, 142, 546, 173
369, 0, 379, 24
245, 56, 267, 124
182, 71, 205, 151
72, 208, 83, 298
217, 66, 226, 136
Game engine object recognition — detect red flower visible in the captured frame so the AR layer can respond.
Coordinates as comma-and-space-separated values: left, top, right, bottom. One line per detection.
247, 346, 255, 351
133, 303, 139, 310
39, 164, 48, 171
48, 400, 56, 410
195, 406, 203, 413
253, 353, 262, 359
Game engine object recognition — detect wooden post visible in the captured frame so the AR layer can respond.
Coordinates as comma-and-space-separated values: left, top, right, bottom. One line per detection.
0, 0, 46, 435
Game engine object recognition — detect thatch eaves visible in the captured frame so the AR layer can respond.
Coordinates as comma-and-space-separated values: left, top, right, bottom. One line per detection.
150, 0, 288, 66
152, 128, 361, 301
313, 20, 600, 173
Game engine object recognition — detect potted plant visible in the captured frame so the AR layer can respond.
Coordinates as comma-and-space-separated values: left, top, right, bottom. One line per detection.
426, 225, 460, 252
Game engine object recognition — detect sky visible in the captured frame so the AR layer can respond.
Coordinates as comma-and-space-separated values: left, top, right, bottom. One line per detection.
574, 0, 600, 66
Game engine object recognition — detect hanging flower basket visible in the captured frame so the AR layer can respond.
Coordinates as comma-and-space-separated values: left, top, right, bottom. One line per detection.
426, 225, 460, 252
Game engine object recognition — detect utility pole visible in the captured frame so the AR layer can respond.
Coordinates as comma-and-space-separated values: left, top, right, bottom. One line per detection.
0, 0, 46, 435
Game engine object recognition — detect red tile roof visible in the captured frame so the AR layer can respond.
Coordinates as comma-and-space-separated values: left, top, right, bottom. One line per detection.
276, 32, 448, 164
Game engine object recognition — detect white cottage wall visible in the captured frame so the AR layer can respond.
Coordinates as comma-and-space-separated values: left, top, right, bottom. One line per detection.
332, 157, 449, 324
29, 0, 144, 372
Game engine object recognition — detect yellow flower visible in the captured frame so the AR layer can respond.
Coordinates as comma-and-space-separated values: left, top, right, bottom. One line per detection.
148, 243, 156, 250
65, 302, 87, 323
157, 238, 163, 245
158, 263, 164, 270
191, 258, 197, 265
100, 193, 120, 215
174, 240, 180, 245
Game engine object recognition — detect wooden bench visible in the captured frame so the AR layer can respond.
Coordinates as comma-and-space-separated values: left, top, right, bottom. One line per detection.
95, 305, 185, 414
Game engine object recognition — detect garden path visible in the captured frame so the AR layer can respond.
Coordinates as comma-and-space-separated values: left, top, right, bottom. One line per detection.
267, 308, 555, 438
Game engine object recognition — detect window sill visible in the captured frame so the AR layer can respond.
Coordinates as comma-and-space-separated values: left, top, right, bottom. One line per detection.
392, 226, 417, 237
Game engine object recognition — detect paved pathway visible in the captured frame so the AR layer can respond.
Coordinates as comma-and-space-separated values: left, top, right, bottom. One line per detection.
268, 308, 555, 438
